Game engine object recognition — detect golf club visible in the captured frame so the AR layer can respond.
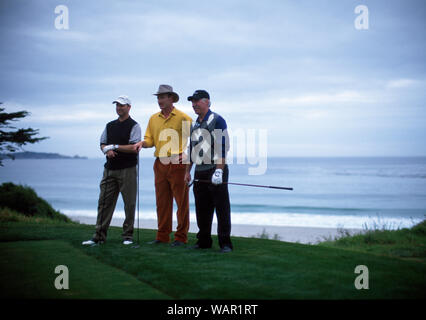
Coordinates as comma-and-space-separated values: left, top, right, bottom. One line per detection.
189, 179, 293, 191
131, 154, 140, 249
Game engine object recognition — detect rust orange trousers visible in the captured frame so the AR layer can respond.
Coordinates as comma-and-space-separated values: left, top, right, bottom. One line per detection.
153, 157, 190, 243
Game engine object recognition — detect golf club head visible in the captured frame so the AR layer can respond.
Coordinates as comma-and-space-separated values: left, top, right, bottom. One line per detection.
131, 244, 140, 249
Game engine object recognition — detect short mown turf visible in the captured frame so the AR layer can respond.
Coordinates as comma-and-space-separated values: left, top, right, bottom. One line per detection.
0, 240, 169, 299
1, 217, 425, 300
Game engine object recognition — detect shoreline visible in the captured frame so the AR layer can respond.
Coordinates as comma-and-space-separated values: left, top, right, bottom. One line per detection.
71, 215, 363, 244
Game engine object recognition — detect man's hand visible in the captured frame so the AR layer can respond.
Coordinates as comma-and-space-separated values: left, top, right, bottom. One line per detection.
184, 171, 192, 185
106, 150, 117, 158
211, 169, 223, 185
134, 141, 145, 152
102, 144, 118, 154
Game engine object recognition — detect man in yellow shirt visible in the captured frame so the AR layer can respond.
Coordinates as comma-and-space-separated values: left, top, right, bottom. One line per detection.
135, 84, 192, 246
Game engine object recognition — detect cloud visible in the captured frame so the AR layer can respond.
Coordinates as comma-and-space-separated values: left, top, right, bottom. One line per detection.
2, 0, 426, 157
278, 90, 375, 106
16, 11, 277, 54
32, 110, 108, 123
215, 89, 379, 119
106, 12, 280, 50
386, 78, 420, 89
25, 29, 93, 43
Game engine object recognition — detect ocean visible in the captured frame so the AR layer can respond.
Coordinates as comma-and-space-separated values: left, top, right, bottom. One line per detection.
1, 157, 425, 229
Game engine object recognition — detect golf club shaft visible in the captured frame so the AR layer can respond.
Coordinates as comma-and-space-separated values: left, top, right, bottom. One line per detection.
137, 154, 140, 244
193, 179, 293, 191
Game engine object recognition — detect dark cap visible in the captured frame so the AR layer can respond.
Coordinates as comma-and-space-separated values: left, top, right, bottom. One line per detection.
187, 90, 210, 101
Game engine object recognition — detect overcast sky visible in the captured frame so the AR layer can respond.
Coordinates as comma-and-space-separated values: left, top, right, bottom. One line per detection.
1, 0, 425, 158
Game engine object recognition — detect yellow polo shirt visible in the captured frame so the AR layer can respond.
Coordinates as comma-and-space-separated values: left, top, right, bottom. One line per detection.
144, 107, 193, 157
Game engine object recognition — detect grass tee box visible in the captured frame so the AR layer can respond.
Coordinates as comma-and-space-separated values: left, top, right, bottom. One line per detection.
0, 214, 425, 300
0, 240, 168, 299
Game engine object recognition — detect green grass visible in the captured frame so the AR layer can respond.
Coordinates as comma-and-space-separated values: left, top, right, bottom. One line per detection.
0, 240, 169, 299
0, 182, 72, 222
319, 220, 426, 262
1, 211, 425, 299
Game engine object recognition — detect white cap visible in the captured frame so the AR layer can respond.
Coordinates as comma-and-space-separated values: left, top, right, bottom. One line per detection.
112, 95, 131, 106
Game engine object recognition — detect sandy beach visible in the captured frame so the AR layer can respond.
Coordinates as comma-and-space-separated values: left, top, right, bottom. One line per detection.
71, 216, 363, 244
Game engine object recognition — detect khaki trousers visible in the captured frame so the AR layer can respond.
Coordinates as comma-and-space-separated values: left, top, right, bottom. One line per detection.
93, 166, 137, 242
154, 158, 190, 243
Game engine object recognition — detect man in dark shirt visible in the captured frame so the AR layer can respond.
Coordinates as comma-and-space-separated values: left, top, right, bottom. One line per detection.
184, 90, 233, 253
82, 95, 141, 245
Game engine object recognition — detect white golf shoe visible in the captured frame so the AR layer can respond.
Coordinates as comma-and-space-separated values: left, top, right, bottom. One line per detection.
82, 239, 96, 245
123, 240, 133, 245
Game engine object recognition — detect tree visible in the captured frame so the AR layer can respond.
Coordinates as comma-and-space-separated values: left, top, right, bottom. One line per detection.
0, 102, 48, 166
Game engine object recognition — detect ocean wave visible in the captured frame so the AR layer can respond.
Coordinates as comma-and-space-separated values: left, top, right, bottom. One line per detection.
229, 212, 421, 229
62, 209, 422, 230
333, 172, 426, 179
231, 204, 368, 214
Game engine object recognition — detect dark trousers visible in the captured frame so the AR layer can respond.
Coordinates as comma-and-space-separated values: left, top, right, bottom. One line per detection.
193, 165, 233, 249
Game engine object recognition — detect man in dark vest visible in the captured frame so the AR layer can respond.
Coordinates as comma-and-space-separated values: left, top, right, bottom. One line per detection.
184, 90, 233, 253
83, 95, 141, 245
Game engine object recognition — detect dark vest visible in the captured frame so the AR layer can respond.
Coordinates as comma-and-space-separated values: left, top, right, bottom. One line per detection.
104, 117, 138, 170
